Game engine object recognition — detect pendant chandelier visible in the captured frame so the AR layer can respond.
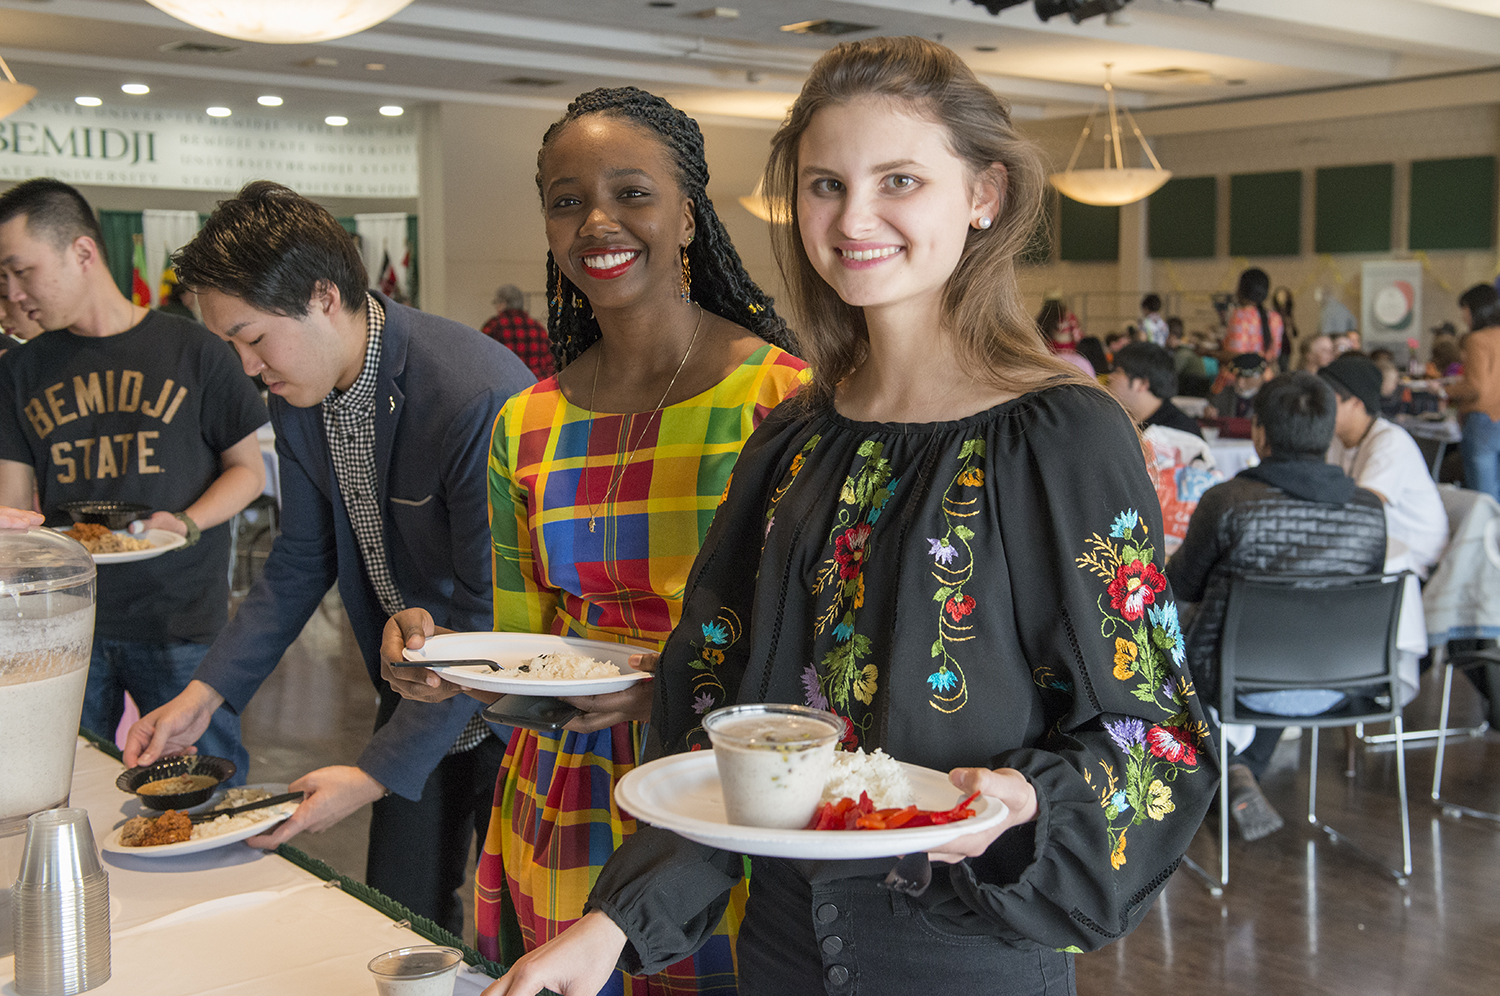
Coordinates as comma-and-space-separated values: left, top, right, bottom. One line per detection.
737, 179, 789, 224
143, 0, 416, 44
0, 55, 37, 121
1049, 64, 1171, 207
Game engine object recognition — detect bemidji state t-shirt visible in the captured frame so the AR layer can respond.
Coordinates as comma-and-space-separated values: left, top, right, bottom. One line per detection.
0, 312, 267, 643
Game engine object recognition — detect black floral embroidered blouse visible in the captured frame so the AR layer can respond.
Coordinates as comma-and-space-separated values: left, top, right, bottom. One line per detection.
590, 383, 1219, 968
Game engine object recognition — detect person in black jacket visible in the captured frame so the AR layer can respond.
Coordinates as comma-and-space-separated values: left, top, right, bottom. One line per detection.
1166, 372, 1386, 841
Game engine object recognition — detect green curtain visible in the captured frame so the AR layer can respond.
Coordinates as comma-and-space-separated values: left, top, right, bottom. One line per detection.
98, 210, 143, 298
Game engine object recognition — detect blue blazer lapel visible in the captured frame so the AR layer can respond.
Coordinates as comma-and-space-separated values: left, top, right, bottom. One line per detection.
374, 294, 408, 510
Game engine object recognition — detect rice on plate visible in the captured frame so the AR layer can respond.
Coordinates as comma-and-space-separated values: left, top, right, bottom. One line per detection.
820, 748, 915, 809
493, 651, 620, 681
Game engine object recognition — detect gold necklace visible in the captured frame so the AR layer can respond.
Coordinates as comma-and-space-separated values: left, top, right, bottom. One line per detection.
584, 306, 704, 533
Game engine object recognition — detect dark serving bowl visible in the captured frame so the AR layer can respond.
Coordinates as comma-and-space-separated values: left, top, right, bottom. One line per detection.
116, 755, 238, 811
58, 500, 153, 530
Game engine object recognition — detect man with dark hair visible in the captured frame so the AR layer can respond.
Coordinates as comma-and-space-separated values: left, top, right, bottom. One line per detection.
123, 181, 534, 933
1108, 341, 1220, 552
0, 177, 267, 771
1320, 353, 1447, 578
1107, 341, 1202, 438
1166, 372, 1387, 841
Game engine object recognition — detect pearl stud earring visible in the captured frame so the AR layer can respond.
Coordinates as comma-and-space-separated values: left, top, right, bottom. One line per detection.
977, 217, 992, 229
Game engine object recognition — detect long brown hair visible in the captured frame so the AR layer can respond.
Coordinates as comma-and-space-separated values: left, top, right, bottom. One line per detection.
763, 36, 1096, 404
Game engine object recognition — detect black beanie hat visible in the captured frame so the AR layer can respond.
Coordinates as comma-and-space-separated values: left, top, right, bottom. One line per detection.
1319, 354, 1382, 415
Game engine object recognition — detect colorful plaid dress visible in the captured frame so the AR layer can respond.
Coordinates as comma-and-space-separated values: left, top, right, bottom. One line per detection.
476, 344, 806, 994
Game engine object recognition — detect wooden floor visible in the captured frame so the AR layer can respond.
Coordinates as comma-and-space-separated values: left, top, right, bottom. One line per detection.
235, 586, 1500, 990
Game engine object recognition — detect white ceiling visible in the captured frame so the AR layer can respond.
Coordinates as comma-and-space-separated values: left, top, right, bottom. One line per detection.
1, 0, 1498, 128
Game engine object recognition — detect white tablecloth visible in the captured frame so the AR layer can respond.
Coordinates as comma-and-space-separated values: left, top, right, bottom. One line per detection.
1, 741, 496, 995
1206, 437, 1258, 478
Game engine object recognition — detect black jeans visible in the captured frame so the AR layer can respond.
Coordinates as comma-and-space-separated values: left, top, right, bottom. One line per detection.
365, 727, 507, 936
739, 857, 1075, 996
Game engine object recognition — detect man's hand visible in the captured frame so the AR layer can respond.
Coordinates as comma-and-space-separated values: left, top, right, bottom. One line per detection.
559, 652, 659, 733
378, 608, 479, 703
123, 680, 225, 768
0, 505, 42, 529
245, 765, 387, 849
483, 910, 627, 996
136, 510, 188, 536
927, 766, 1039, 864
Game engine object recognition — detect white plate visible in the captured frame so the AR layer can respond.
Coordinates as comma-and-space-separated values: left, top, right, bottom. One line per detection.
101, 783, 295, 858
402, 632, 653, 696
615, 752, 1009, 860
89, 528, 187, 564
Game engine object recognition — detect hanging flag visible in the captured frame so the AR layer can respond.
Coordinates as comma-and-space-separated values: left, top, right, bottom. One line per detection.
158, 260, 179, 307
130, 235, 151, 307
378, 250, 398, 297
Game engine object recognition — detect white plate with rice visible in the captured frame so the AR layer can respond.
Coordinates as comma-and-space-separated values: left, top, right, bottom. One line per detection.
87, 529, 188, 564
101, 783, 297, 858
616, 751, 1010, 860
401, 632, 652, 696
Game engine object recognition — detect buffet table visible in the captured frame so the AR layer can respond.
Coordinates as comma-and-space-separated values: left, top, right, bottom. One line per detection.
1, 740, 499, 995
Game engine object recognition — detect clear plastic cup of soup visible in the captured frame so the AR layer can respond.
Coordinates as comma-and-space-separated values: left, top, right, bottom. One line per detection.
368, 945, 462, 996
703, 704, 843, 829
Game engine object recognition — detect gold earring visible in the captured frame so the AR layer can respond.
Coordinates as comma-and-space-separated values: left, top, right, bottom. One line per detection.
680, 245, 692, 302
552, 266, 563, 309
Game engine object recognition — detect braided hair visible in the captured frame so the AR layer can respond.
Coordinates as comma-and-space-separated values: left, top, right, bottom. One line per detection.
536, 86, 795, 370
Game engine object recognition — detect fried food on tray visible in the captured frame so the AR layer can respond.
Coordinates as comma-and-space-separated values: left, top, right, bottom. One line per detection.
64, 522, 153, 554
119, 809, 193, 847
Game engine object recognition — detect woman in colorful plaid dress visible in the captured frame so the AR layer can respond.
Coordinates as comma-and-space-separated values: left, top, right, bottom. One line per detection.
382, 87, 805, 994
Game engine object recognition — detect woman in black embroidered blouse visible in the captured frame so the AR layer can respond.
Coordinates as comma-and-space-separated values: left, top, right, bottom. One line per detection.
486, 36, 1218, 996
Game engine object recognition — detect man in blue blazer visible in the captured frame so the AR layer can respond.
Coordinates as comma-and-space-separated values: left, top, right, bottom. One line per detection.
124, 182, 535, 934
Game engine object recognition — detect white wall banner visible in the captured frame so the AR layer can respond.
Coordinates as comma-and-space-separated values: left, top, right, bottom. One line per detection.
355, 212, 411, 298
0, 100, 416, 197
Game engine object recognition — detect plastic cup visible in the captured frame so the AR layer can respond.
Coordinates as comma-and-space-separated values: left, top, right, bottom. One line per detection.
12, 808, 110, 995
703, 704, 843, 829
368, 945, 463, 996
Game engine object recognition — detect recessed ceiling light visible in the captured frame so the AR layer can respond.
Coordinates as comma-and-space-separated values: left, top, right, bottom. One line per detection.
365, 63, 386, 71
325, 115, 348, 127
121, 83, 150, 95
206, 106, 231, 117
258, 95, 283, 107
648, 1, 676, 7
75, 96, 102, 106
379, 105, 403, 117
974, 45, 997, 52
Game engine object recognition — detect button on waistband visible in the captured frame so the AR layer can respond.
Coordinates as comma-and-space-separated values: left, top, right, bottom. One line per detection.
821, 935, 843, 955
816, 902, 839, 924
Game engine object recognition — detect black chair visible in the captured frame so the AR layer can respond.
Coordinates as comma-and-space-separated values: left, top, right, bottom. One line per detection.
1212, 572, 1413, 887
1431, 641, 1500, 825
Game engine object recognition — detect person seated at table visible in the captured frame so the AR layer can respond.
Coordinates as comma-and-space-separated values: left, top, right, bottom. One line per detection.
1446, 284, 1500, 504
1320, 354, 1448, 579
482, 284, 553, 381
1295, 331, 1336, 374
1036, 298, 1093, 375
1108, 341, 1203, 438
1209, 352, 1266, 420
1104, 328, 1132, 362
1107, 341, 1220, 553
122, 181, 536, 936
1167, 372, 1387, 841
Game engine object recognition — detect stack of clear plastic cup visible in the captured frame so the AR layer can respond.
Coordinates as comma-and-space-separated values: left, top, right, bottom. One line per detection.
11, 808, 110, 996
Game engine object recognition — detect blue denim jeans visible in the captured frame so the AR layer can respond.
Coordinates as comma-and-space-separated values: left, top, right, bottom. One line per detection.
1462, 411, 1500, 504
83, 638, 249, 785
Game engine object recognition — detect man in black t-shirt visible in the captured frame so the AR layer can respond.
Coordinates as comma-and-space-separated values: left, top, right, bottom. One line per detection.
0, 179, 266, 773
